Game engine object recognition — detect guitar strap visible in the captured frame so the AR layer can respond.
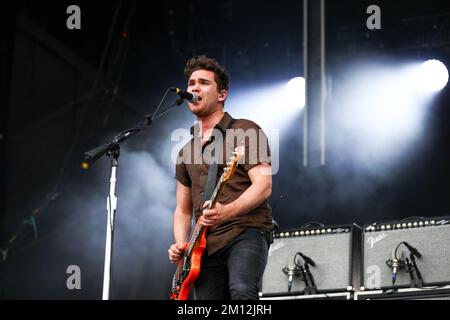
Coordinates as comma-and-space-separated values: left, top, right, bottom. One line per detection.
200, 118, 236, 207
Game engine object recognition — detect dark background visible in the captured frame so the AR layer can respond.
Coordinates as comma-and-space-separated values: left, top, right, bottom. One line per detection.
1, 0, 449, 299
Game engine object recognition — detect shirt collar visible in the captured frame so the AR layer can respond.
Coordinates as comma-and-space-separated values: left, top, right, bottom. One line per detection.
189, 112, 233, 137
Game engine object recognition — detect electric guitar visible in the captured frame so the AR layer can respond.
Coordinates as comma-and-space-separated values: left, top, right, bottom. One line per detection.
169, 145, 244, 300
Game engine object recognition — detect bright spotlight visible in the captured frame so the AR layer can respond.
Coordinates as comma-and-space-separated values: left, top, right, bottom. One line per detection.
285, 77, 305, 108
420, 59, 448, 92
227, 80, 304, 133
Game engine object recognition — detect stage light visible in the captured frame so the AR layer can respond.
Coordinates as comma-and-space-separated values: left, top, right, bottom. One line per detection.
226, 78, 305, 131
286, 77, 306, 108
420, 59, 448, 92
225, 78, 305, 176
331, 62, 435, 170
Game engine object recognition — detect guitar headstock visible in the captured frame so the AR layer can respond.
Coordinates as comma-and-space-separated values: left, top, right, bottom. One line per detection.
223, 144, 245, 182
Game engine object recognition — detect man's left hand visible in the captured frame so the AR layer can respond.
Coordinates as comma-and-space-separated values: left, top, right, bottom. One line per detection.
200, 201, 233, 227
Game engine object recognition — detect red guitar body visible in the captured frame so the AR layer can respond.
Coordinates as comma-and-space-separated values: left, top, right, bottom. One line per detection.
170, 226, 206, 300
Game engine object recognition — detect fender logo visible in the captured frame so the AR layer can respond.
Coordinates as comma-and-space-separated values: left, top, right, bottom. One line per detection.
367, 233, 387, 249
268, 242, 284, 256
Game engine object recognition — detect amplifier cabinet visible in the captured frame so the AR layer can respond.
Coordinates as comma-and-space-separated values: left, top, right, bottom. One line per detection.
261, 224, 361, 297
362, 216, 450, 290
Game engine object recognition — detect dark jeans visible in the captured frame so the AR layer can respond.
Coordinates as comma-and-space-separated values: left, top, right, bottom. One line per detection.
193, 228, 270, 300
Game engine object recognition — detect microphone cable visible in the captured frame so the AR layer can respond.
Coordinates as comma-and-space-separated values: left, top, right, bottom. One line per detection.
293, 252, 332, 299
147, 87, 175, 122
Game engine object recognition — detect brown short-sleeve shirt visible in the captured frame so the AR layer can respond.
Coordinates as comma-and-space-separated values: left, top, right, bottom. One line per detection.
175, 112, 273, 255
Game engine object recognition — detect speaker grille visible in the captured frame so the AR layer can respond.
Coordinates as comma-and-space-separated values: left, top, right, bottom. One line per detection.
362, 217, 450, 290
262, 225, 360, 296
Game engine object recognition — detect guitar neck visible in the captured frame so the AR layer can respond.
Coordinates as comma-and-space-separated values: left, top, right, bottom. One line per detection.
186, 173, 226, 257
209, 174, 225, 208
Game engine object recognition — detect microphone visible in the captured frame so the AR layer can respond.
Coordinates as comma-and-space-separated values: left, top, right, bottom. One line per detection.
283, 264, 298, 293
170, 87, 199, 103
391, 256, 400, 285
403, 241, 422, 258
386, 247, 404, 285
282, 256, 301, 293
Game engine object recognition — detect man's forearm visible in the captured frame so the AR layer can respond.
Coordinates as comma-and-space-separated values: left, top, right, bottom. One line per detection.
173, 210, 192, 243
227, 181, 271, 218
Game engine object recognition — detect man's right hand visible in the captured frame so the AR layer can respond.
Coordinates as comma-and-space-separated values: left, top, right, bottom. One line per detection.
168, 242, 187, 263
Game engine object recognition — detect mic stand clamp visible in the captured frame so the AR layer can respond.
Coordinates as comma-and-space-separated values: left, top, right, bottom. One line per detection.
175, 98, 184, 106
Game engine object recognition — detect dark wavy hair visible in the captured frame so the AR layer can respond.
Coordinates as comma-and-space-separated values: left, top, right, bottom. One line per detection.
184, 55, 230, 92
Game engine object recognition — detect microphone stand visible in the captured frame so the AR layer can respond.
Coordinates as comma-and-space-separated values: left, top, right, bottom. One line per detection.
84, 88, 179, 300
410, 254, 423, 287
301, 262, 317, 295
407, 254, 423, 288
401, 242, 423, 289
405, 257, 416, 288
294, 252, 317, 295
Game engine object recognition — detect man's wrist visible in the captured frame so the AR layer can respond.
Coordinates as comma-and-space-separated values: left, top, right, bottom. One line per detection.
225, 201, 240, 218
